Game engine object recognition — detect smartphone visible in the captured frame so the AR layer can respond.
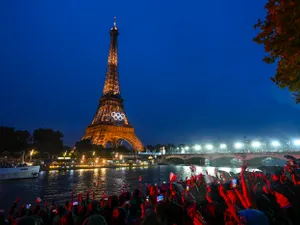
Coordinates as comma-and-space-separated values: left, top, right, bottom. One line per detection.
157, 195, 163, 202
73, 201, 78, 206
232, 179, 237, 188
52, 209, 56, 213
26, 204, 31, 209
146, 196, 150, 202
186, 185, 190, 191
104, 198, 108, 201
125, 201, 130, 205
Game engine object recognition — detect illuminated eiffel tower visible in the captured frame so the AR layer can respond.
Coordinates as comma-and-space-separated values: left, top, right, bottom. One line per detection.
82, 18, 143, 151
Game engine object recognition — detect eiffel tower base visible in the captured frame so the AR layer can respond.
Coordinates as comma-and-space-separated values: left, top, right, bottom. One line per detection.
83, 124, 143, 151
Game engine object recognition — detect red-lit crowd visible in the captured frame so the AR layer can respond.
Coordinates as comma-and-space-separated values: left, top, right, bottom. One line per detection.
2, 161, 300, 225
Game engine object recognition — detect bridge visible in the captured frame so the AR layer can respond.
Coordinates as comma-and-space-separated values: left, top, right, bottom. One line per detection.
161, 152, 300, 161
138, 151, 300, 165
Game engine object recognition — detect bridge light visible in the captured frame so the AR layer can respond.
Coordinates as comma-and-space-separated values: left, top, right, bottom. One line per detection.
184, 146, 189, 150
220, 144, 227, 149
234, 142, 243, 149
251, 141, 261, 148
271, 141, 280, 147
194, 145, 201, 151
293, 140, 300, 146
206, 144, 213, 150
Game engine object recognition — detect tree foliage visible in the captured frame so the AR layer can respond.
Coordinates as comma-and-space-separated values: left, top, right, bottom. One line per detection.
0, 127, 30, 153
253, 0, 300, 102
33, 128, 63, 154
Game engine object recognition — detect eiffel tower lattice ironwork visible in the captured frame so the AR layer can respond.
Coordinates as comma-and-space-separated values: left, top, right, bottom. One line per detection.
82, 17, 143, 151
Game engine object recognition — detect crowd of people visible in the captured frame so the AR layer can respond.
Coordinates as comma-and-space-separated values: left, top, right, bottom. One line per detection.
1, 160, 300, 225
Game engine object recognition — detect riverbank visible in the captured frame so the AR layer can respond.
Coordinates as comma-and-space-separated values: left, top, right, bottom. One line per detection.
41, 164, 154, 171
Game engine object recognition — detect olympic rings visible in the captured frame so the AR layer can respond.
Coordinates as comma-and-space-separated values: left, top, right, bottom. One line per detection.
111, 112, 125, 121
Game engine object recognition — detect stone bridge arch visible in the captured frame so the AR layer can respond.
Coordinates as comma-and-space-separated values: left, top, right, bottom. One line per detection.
209, 154, 245, 161
244, 154, 288, 161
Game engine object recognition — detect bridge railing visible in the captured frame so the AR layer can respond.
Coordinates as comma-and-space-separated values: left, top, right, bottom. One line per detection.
139, 150, 300, 156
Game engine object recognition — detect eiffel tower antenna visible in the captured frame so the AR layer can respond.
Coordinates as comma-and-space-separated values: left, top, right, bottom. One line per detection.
113, 16, 117, 29
82, 17, 143, 151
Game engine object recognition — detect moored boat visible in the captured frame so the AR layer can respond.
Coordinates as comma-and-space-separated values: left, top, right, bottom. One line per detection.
0, 165, 40, 181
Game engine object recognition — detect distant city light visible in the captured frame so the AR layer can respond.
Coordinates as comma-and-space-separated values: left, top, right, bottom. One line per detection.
206, 144, 213, 150
251, 141, 261, 148
220, 144, 227, 149
184, 146, 189, 150
194, 145, 201, 151
181, 149, 185, 154
234, 142, 243, 149
293, 140, 300, 146
271, 141, 280, 147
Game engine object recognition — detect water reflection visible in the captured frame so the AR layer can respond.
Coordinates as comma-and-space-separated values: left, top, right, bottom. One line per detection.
0, 165, 258, 211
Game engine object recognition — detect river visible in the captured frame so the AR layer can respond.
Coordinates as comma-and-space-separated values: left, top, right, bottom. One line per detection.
0, 165, 250, 212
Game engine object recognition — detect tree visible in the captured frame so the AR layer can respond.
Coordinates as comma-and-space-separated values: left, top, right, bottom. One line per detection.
145, 145, 155, 152
0, 127, 30, 153
33, 128, 63, 155
75, 139, 93, 153
253, 1, 300, 102
15, 130, 31, 152
0, 127, 18, 152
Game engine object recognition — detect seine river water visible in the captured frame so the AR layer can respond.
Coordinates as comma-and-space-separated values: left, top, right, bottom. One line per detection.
0, 165, 251, 211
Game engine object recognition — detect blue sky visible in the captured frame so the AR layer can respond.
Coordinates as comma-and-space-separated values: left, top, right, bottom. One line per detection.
1, 0, 300, 146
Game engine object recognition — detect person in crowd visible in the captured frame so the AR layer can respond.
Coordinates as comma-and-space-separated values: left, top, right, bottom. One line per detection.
3, 159, 300, 225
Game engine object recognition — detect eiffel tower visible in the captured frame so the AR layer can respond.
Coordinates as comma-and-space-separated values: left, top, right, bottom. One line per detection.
82, 18, 143, 151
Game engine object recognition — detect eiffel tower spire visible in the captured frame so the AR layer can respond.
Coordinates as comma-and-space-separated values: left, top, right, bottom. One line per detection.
102, 17, 120, 96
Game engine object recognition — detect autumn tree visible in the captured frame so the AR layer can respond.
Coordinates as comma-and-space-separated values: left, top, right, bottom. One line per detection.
253, 0, 300, 102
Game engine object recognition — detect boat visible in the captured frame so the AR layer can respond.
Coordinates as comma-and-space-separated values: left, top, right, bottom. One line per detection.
0, 151, 40, 181
0, 165, 40, 180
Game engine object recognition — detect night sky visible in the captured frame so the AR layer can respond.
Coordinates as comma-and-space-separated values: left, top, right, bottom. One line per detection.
1, 0, 300, 146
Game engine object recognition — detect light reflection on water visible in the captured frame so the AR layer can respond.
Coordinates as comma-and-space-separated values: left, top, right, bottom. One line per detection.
0, 165, 253, 211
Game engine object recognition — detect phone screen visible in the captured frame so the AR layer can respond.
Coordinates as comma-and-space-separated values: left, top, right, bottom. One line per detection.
232, 179, 237, 188
26, 204, 31, 209
157, 195, 163, 202
186, 185, 190, 191
104, 198, 108, 201
73, 202, 78, 206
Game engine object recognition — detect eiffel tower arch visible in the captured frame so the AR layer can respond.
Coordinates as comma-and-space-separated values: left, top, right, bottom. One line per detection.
82, 17, 143, 151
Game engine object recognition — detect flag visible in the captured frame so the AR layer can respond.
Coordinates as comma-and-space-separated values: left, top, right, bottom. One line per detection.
190, 165, 196, 173
169, 172, 177, 182
36, 197, 42, 203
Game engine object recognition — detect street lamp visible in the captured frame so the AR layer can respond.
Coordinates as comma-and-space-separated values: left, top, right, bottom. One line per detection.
293, 140, 300, 146
251, 141, 261, 148
220, 144, 227, 149
271, 141, 280, 147
194, 145, 201, 151
206, 144, 213, 150
30, 149, 34, 162
93, 151, 95, 156
234, 142, 243, 149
